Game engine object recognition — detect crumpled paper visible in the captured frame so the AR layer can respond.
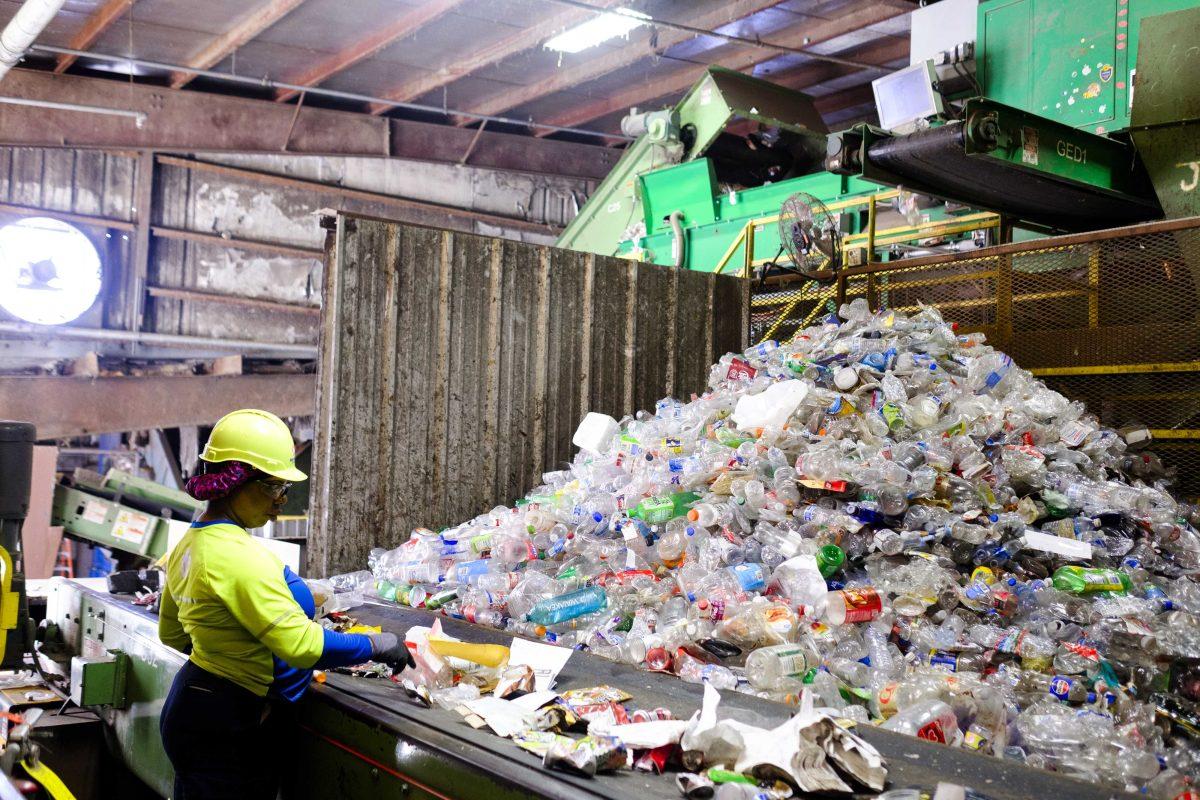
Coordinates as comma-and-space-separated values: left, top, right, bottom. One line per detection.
679, 686, 886, 793
680, 684, 760, 771
494, 664, 536, 698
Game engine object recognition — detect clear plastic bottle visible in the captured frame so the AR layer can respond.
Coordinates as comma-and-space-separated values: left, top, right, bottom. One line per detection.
881, 697, 963, 746
744, 641, 819, 691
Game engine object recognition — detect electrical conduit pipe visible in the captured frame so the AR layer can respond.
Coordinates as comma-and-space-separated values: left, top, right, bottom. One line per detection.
669, 210, 686, 269
0, 0, 66, 81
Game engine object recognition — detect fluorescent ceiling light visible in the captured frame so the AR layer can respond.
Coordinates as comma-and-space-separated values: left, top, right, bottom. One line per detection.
545, 8, 651, 54
0, 217, 102, 325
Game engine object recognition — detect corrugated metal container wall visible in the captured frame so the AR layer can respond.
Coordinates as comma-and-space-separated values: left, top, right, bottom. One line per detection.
308, 214, 748, 575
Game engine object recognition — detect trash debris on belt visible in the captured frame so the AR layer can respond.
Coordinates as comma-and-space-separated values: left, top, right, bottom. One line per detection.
338, 299, 1200, 795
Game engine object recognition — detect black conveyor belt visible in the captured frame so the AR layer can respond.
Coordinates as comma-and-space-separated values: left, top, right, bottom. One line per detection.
865, 123, 1160, 231
310, 600, 1137, 800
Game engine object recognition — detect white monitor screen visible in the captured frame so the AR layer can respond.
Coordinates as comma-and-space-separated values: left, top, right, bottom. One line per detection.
873, 61, 944, 132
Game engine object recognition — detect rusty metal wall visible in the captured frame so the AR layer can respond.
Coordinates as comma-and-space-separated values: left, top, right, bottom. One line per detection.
0, 145, 594, 368
151, 159, 325, 345
308, 214, 749, 576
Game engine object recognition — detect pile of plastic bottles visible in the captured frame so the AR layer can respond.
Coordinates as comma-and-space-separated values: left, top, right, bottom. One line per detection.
358, 299, 1200, 796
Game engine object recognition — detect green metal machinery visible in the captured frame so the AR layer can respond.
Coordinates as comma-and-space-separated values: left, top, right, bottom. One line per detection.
557, 0, 1200, 273
556, 66, 990, 274
51, 469, 201, 562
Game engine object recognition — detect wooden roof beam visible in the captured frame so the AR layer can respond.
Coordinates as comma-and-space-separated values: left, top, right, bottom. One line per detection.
536, 1, 909, 133
727, 38, 908, 132
274, 0, 467, 103
54, 0, 136, 73
451, 0, 790, 125
170, 0, 309, 89
365, 0, 624, 116
814, 81, 877, 115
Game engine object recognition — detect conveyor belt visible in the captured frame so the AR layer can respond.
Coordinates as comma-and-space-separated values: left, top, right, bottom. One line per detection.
864, 123, 1160, 231
53, 583, 1141, 800
308, 600, 1137, 800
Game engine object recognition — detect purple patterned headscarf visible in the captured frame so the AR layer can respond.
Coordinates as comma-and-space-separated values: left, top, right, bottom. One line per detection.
185, 460, 256, 501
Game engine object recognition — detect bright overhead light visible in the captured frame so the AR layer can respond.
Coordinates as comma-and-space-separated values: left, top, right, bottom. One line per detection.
0, 217, 102, 325
544, 8, 651, 54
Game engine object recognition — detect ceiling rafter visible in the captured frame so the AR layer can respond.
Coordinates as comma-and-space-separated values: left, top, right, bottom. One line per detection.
274, 0, 467, 103
365, 0, 624, 116
535, 0, 909, 133
767, 36, 908, 90
53, 0, 136, 73
451, 0, 791, 125
170, 0, 308, 89
814, 81, 876, 115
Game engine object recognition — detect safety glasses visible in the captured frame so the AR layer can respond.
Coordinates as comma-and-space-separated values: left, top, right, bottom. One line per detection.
257, 480, 292, 500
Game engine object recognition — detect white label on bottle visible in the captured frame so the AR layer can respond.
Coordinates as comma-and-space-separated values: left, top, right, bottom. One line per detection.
1060, 421, 1090, 447
1023, 530, 1091, 560
774, 648, 811, 676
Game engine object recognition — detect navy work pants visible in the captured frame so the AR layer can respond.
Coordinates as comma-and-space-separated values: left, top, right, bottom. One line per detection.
160, 660, 288, 800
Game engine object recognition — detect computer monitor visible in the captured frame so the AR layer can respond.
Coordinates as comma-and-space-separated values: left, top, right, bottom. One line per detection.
872, 60, 945, 133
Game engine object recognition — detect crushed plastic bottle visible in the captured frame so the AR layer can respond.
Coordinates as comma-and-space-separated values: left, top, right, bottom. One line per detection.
351, 301, 1200, 794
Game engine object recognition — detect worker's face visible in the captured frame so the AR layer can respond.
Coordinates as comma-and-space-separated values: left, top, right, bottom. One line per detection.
226, 478, 290, 529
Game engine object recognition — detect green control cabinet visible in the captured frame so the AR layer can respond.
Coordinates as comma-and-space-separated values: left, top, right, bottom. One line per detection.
978, 0, 1200, 135
69, 651, 130, 708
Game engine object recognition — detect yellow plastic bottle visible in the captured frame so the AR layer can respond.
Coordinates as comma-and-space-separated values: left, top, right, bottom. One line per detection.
427, 638, 511, 668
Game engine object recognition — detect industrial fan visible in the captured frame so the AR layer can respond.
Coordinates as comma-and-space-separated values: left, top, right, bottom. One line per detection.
777, 192, 841, 276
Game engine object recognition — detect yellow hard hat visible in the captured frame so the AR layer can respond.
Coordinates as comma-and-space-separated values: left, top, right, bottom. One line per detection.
200, 409, 307, 482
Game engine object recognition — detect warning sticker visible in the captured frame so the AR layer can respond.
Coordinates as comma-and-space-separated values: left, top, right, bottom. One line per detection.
111, 510, 151, 546
1021, 127, 1039, 166
82, 637, 106, 659
81, 500, 108, 525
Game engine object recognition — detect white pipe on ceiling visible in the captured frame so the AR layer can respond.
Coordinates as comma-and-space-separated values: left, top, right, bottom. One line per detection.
0, 0, 66, 82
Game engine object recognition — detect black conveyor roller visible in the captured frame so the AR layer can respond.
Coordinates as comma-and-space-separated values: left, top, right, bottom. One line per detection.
866, 123, 1160, 231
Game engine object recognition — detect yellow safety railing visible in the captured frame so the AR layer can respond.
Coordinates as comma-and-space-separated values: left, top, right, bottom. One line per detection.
715, 192, 1000, 278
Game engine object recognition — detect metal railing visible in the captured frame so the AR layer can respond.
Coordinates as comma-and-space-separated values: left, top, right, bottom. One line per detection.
750, 215, 1200, 499
714, 191, 1000, 277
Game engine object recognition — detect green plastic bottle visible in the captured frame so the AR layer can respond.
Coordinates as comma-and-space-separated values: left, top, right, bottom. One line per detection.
630, 491, 700, 525
424, 588, 459, 610
1051, 566, 1131, 594
816, 544, 846, 578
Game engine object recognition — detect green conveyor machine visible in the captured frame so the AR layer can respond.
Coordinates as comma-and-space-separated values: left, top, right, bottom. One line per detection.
557, 0, 1200, 277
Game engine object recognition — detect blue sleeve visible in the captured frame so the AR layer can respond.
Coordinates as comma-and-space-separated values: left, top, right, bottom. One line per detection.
279, 564, 372, 669
283, 566, 316, 618
313, 629, 373, 669
269, 566, 325, 702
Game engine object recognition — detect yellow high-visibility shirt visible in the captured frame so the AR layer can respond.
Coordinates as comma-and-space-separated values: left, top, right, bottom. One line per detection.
159, 521, 326, 697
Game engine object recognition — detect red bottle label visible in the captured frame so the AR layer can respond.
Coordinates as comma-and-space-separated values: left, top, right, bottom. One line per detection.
839, 588, 882, 623
727, 359, 757, 380
917, 720, 946, 743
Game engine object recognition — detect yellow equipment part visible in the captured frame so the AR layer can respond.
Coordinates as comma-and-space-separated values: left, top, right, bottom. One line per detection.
0, 546, 19, 664
23, 757, 76, 800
